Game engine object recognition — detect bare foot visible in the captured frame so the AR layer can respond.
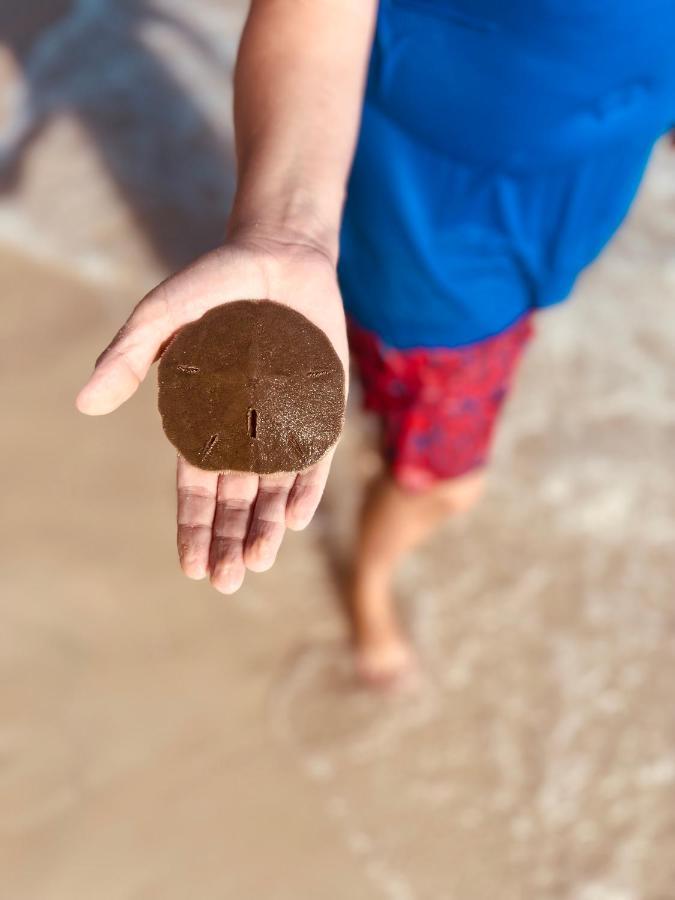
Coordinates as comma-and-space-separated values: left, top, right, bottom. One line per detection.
350, 573, 418, 690
354, 627, 418, 690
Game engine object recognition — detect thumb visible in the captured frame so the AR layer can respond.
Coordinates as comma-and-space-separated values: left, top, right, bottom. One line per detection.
76, 294, 175, 415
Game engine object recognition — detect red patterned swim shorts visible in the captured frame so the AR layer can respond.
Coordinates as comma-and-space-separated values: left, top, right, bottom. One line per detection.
347, 315, 534, 491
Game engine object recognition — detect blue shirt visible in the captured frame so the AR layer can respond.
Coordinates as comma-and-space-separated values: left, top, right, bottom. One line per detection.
338, 0, 675, 348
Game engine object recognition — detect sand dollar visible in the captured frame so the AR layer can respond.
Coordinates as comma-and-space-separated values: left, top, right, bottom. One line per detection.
158, 300, 345, 474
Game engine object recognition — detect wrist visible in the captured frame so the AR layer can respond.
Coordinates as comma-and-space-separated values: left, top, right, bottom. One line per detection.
227, 182, 342, 266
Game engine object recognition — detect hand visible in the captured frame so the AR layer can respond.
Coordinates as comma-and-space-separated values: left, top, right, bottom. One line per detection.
76, 233, 349, 593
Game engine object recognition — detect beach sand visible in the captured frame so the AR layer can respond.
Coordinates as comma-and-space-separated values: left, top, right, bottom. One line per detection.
1, 3, 674, 898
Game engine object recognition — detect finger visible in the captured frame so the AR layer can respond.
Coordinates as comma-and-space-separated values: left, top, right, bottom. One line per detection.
176, 456, 218, 580
76, 290, 175, 416
209, 471, 259, 595
285, 450, 334, 531
244, 473, 296, 573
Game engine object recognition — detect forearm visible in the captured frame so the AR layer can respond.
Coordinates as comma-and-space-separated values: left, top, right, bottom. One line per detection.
228, 0, 378, 260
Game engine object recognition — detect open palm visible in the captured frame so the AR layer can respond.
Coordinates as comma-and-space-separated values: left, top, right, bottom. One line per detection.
76, 239, 349, 593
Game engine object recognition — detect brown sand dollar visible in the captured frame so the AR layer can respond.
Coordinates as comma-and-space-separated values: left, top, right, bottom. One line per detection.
158, 300, 345, 474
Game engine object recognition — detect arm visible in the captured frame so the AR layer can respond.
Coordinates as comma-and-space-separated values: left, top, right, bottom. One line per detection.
229, 0, 377, 259
76, 0, 377, 593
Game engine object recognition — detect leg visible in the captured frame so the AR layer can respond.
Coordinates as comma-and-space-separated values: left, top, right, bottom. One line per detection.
351, 468, 485, 686
344, 315, 533, 687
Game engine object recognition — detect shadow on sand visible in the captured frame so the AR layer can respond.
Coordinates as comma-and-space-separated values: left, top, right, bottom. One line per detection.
0, 0, 237, 272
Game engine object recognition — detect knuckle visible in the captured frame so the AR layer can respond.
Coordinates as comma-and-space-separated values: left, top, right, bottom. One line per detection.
178, 486, 214, 501
248, 518, 282, 545
213, 505, 251, 539
217, 497, 252, 511
210, 535, 241, 565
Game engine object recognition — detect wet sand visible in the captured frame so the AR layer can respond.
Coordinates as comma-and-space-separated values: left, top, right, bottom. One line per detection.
1, 3, 675, 898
